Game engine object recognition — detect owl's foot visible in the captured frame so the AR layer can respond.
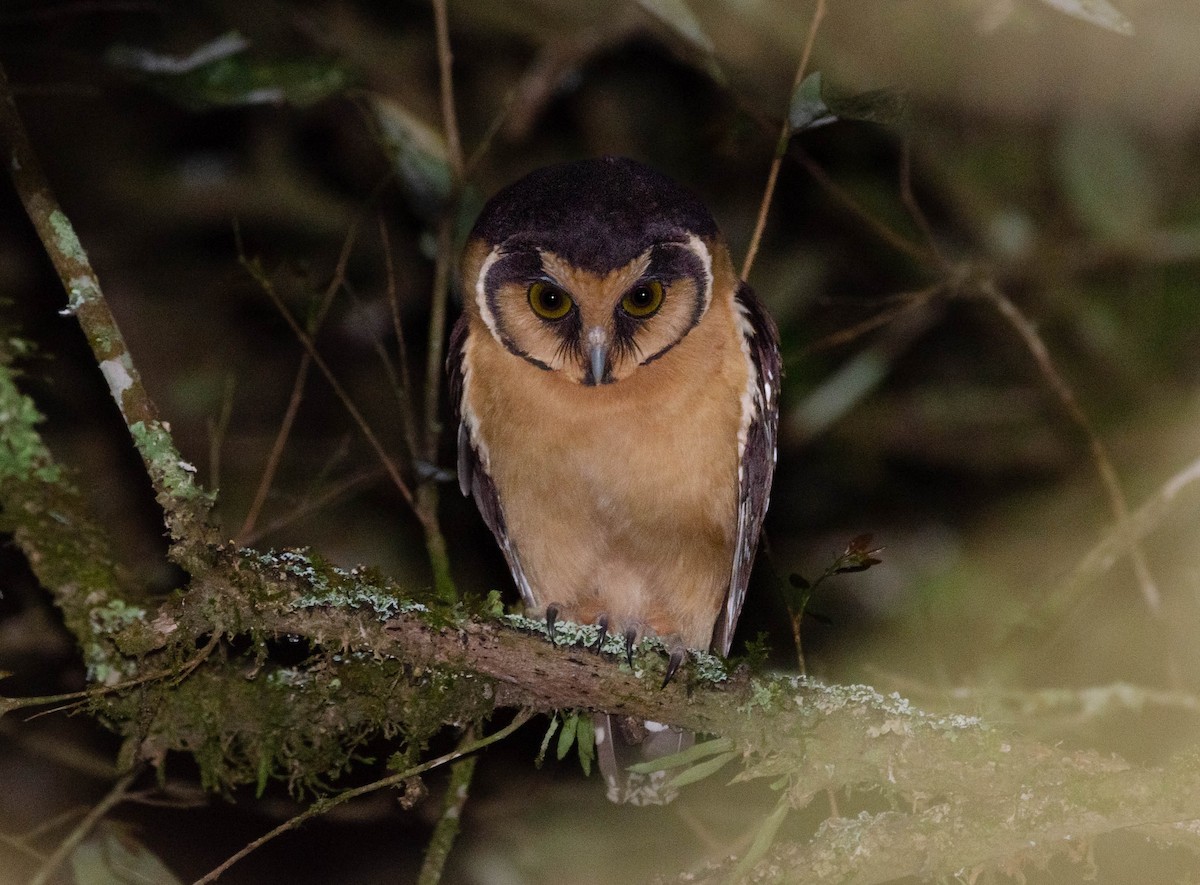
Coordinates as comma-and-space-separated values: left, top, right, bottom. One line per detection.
662, 643, 687, 689
624, 627, 638, 668
544, 604, 560, 645
591, 614, 610, 653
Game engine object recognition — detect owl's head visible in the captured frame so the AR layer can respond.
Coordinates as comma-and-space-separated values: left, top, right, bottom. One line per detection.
461, 157, 729, 386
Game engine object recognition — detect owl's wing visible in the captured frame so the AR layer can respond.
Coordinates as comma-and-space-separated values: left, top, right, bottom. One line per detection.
447, 313, 537, 608
711, 283, 781, 657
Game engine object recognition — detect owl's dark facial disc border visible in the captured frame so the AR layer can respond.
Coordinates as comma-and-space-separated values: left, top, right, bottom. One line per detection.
482, 248, 575, 372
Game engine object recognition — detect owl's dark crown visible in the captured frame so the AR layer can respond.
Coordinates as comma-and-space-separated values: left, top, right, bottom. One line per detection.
469, 157, 719, 274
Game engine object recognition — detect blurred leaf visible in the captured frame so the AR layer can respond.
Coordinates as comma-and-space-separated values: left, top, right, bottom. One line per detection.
1037, 0, 1134, 36
576, 715, 595, 776
484, 589, 505, 618
788, 573, 811, 590
71, 823, 183, 885
106, 31, 249, 74
556, 710, 579, 761
106, 32, 350, 110
665, 749, 739, 789
790, 73, 905, 135
788, 72, 836, 134
825, 87, 906, 127
634, 0, 714, 53
729, 796, 790, 882
535, 715, 560, 769
627, 736, 735, 774
1057, 115, 1158, 242
832, 533, 884, 573
368, 96, 454, 222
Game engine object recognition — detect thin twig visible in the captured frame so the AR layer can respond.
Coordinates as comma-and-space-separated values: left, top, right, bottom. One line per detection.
238, 353, 312, 541
977, 281, 1160, 615
432, 0, 464, 179
194, 711, 531, 884
464, 87, 518, 178
422, 214, 456, 465
237, 221, 360, 542
4, 633, 219, 720
28, 767, 141, 885
899, 134, 946, 268
379, 215, 421, 462
206, 373, 237, 492
802, 284, 944, 354
416, 730, 478, 885
740, 0, 825, 282
245, 259, 415, 509
20, 808, 88, 845
791, 147, 933, 265
415, 0, 465, 603
0, 829, 46, 863
239, 469, 383, 548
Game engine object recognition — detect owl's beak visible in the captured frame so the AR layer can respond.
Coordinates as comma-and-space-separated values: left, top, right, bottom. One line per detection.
585, 327, 609, 386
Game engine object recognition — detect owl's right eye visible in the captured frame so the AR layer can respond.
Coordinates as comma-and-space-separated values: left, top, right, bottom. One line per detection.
528, 281, 573, 320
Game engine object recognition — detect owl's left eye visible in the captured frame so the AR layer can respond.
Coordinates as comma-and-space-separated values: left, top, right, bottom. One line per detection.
621, 280, 665, 318
528, 281, 573, 320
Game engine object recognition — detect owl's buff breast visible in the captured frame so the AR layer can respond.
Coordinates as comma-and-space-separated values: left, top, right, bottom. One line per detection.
463, 292, 749, 646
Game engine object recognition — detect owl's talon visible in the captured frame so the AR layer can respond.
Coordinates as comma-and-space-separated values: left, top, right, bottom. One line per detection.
623, 627, 638, 669
545, 605, 560, 645
661, 646, 686, 689
591, 614, 609, 654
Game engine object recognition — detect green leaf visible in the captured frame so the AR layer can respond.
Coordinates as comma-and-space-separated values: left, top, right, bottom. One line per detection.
1057, 114, 1157, 243
576, 715, 595, 777
824, 88, 906, 127
627, 735, 735, 774
484, 589, 505, 618
71, 823, 184, 885
665, 750, 739, 789
728, 797, 790, 882
635, 0, 714, 53
788, 72, 836, 134
535, 715, 560, 769
368, 96, 455, 222
556, 711, 579, 761
106, 32, 350, 110
1037, 0, 1134, 36
789, 72, 904, 136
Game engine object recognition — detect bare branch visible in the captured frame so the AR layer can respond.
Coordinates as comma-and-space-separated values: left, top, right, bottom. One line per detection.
978, 281, 1162, 616
245, 258, 415, 510
194, 712, 530, 884
238, 221, 361, 542
28, 767, 141, 885
740, 0, 825, 283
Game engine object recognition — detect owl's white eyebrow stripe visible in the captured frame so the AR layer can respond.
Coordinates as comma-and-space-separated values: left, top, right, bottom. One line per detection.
475, 247, 504, 340
674, 235, 713, 313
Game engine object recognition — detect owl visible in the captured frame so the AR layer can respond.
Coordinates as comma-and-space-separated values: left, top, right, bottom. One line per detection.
448, 156, 780, 804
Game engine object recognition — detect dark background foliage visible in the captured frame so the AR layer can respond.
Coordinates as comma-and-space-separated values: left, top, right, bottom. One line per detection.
3, 0, 1200, 881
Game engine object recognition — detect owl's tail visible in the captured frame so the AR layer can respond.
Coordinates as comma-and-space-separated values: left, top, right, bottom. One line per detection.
594, 713, 693, 805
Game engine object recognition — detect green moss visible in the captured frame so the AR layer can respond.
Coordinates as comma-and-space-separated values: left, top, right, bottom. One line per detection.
281, 548, 415, 619
128, 420, 212, 509
101, 641, 495, 798
49, 209, 89, 264
0, 377, 63, 484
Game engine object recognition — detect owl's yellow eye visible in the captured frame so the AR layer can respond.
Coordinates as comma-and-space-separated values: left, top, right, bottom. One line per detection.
528, 281, 573, 320
621, 280, 664, 318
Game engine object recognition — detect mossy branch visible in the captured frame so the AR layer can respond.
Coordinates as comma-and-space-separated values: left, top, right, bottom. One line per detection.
0, 60, 216, 569
5, 362, 1200, 880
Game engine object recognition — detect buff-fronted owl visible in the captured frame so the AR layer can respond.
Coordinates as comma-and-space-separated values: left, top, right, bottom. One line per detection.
448, 156, 780, 804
